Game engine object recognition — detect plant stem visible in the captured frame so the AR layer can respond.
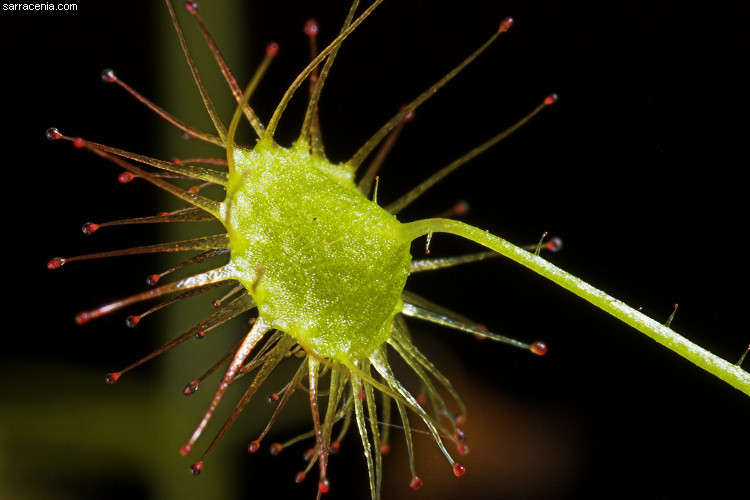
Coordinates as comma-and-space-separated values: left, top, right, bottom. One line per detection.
401, 218, 750, 396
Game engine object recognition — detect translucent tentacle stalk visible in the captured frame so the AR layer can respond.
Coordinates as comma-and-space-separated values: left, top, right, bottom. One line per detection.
247, 357, 308, 452
368, 350, 461, 472
165, 0, 227, 142
307, 357, 330, 494
350, 370, 377, 499
183, 0, 266, 138
181, 316, 273, 455
410, 250, 498, 273
375, 339, 421, 488
100, 68, 223, 147
190, 334, 297, 474
386, 96, 554, 215
348, 18, 514, 173
263, 0, 386, 141
72, 266, 235, 325
48, 234, 229, 269
299, 0, 360, 154
363, 369, 383, 496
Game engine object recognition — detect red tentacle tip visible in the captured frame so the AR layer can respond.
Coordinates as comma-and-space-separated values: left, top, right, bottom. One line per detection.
454, 414, 467, 427
180, 443, 192, 456
146, 274, 160, 286
125, 315, 140, 328
380, 442, 391, 455
46, 127, 63, 140
118, 171, 135, 183
183, 380, 200, 395
269, 443, 283, 456
544, 236, 563, 252
499, 17, 514, 33
266, 392, 279, 404
304, 19, 319, 37
47, 257, 66, 270
101, 69, 117, 83
294, 471, 306, 484
318, 477, 330, 494
73, 137, 85, 149
194, 330, 206, 339
544, 93, 559, 105
529, 341, 548, 356
410, 476, 423, 490
75, 311, 91, 325
184, 1, 199, 14
303, 448, 315, 461
81, 222, 99, 235
105, 372, 121, 385
453, 463, 466, 477
329, 441, 341, 455
266, 42, 279, 57
397, 104, 416, 122
248, 440, 260, 453
458, 443, 470, 455
189, 461, 203, 476
454, 428, 466, 442
453, 200, 470, 215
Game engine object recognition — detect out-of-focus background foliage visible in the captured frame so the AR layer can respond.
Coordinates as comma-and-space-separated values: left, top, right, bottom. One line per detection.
2, 1, 748, 498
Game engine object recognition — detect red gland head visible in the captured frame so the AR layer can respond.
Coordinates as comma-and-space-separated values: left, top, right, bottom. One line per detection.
47, 257, 65, 269
101, 69, 117, 83
183, 380, 199, 395
269, 443, 283, 455
529, 341, 548, 356
318, 477, 330, 494
118, 171, 135, 183
266, 42, 279, 57
544, 236, 563, 252
75, 311, 91, 325
453, 463, 466, 477
81, 222, 99, 235
304, 19, 319, 37
329, 441, 341, 454
189, 461, 203, 476
184, 1, 198, 15
499, 17, 514, 33
46, 127, 63, 140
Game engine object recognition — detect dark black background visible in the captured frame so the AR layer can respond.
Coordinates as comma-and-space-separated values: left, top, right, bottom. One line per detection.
2, 1, 748, 499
